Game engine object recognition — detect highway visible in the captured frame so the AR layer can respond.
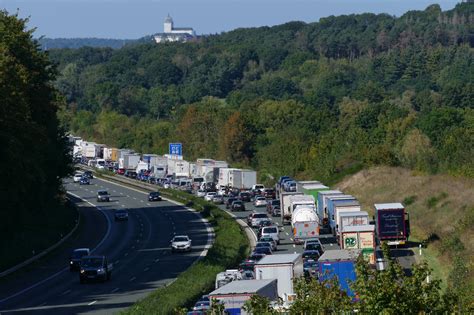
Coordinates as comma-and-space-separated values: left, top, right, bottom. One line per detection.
0, 177, 211, 314
213, 194, 416, 271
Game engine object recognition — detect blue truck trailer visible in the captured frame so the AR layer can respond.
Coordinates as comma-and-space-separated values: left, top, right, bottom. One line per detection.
318, 249, 360, 297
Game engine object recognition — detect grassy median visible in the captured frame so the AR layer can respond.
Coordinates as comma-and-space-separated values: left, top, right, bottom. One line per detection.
123, 189, 250, 315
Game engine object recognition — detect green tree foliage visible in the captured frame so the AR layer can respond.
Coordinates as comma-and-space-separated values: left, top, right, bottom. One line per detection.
0, 11, 71, 262
352, 243, 449, 314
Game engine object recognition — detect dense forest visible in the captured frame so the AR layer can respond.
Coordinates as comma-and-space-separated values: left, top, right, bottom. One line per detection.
0, 12, 73, 268
39, 37, 137, 50
51, 3, 473, 184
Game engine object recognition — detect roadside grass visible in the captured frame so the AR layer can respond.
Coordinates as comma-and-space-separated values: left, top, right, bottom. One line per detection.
0, 197, 78, 273
124, 188, 250, 315
336, 166, 474, 291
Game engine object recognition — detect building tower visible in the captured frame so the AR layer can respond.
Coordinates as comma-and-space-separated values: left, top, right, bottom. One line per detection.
164, 14, 173, 33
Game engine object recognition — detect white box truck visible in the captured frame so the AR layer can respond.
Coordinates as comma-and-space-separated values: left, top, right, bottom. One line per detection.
340, 224, 376, 265
316, 190, 343, 221
123, 154, 140, 170
280, 192, 303, 225
327, 199, 360, 236
255, 254, 303, 301
209, 279, 278, 315
338, 211, 369, 234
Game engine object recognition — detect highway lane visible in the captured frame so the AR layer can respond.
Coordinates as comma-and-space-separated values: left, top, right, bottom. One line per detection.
214, 197, 340, 255
0, 177, 211, 315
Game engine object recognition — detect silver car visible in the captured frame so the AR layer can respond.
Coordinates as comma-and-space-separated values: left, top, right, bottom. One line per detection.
254, 197, 267, 207
170, 235, 192, 252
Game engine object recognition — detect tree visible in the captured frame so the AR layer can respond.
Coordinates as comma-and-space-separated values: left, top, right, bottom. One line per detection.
399, 128, 436, 172
0, 10, 71, 259
352, 243, 449, 314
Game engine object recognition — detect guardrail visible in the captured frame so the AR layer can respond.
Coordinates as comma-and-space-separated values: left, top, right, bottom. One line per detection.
0, 196, 80, 278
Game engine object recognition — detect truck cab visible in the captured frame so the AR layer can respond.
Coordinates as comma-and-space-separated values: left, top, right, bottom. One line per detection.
79, 255, 113, 283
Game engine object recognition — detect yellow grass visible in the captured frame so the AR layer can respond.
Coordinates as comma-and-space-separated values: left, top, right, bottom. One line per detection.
335, 166, 474, 286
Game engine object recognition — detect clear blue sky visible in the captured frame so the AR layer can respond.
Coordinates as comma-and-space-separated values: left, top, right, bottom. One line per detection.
1, 0, 460, 39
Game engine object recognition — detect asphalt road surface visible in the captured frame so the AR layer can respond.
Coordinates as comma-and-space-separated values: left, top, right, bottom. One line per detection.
0, 177, 211, 315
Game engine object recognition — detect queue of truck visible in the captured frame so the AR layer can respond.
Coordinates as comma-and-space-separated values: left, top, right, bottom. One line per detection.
70, 136, 411, 314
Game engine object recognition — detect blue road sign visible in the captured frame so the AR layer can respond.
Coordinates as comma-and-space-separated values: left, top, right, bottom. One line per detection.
169, 143, 182, 156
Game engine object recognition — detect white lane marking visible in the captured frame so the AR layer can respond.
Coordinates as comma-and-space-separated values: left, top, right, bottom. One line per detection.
88, 300, 97, 306
146, 203, 151, 206
121, 204, 126, 207
144, 267, 149, 272
140, 200, 144, 203
114, 260, 120, 264
0, 192, 112, 305
285, 232, 289, 236
111, 288, 120, 293
126, 195, 130, 198
124, 252, 129, 256
133, 197, 137, 200
294, 251, 297, 254
113, 190, 117, 193
293, 244, 296, 248
120, 192, 124, 195
154, 258, 160, 263
130, 276, 136, 282
61, 289, 71, 296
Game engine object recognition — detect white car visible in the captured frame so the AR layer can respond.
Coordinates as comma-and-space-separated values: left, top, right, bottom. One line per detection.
254, 197, 267, 207
204, 192, 217, 202
170, 235, 192, 252
73, 173, 83, 183
196, 190, 206, 198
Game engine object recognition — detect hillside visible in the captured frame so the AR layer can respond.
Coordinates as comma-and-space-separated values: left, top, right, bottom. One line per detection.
337, 166, 473, 297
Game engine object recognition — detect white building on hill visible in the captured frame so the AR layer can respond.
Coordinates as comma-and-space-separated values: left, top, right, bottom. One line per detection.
154, 15, 196, 43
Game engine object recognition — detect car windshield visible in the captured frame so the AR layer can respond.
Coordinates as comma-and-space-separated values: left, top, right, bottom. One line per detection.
303, 251, 320, 259
260, 237, 272, 242
306, 243, 321, 250
263, 227, 278, 233
98, 191, 108, 195
174, 237, 188, 242
256, 197, 265, 201
71, 250, 88, 259
304, 261, 318, 268
207, 193, 216, 196
150, 192, 159, 196
253, 214, 267, 218
233, 201, 242, 205
81, 257, 103, 267
240, 193, 249, 197
256, 242, 271, 248
255, 247, 271, 254
272, 200, 279, 205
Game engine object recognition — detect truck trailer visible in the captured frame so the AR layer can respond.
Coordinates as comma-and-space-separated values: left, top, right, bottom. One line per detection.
337, 211, 369, 237
326, 197, 358, 235
339, 224, 376, 265
316, 190, 343, 221
280, 192, 303, 225
318, 249, 360, 297
375, 203, 410, 246
255, 254, 303, 301
291, 206, 320, 243
209, 279, 278, 315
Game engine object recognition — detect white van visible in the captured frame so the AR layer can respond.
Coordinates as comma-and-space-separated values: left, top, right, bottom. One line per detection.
261, 225, 280, 244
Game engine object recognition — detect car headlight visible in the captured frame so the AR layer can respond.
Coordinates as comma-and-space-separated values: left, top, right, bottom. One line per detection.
70, 261, 73, 264
80, 269, 85, 274
97, 268, 105, 274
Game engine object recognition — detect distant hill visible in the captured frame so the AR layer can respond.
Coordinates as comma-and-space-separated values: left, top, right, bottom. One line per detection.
38, 37, 138, 49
